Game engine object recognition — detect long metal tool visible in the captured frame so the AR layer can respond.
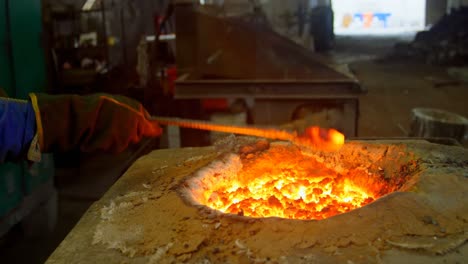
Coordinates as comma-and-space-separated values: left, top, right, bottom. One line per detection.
151, 116, 344, 151
153, 116, 295, 140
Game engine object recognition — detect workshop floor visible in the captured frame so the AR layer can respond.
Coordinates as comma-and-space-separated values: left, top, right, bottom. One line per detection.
333, 34, 468, 140
1, 34, 467, 263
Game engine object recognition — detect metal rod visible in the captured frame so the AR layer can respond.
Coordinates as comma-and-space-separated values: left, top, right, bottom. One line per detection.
152, 116, 296, 142
120, 5, 127, 65
151, 116, 345, 152
101, 0, 109, 63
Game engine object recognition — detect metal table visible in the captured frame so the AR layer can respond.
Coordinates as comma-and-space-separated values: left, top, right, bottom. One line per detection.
174, 4, 364, 137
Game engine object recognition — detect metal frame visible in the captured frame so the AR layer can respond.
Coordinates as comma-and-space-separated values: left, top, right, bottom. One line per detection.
175, 79, 361, 99
175, 78, 362, 137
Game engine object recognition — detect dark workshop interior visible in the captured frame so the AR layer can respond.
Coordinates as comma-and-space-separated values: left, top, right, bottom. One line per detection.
0, 0, 467, 263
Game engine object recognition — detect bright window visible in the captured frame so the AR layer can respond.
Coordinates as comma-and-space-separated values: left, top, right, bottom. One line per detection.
332, 0, 426, 35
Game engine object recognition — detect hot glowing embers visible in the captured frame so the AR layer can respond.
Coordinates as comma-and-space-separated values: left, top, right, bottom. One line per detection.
184, 143, 402, 220
294, 127, 345, 152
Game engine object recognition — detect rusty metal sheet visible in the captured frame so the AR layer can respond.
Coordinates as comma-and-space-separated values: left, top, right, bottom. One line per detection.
174, 4, 362, 99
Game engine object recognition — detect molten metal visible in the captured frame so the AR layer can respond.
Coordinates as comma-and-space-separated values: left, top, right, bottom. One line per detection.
187, 145, 395, 220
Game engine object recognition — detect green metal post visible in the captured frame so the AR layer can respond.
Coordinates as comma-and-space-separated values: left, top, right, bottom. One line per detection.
0, 0, 47, 99
9, 0, 47, 99
0, 0, 14, 97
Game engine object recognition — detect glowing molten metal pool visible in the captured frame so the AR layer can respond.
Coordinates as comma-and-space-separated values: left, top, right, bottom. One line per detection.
186, 140, 399, 220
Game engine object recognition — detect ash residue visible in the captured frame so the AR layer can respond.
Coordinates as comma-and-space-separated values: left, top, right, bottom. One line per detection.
89, 140, 468, 263
213, 135, 272, 155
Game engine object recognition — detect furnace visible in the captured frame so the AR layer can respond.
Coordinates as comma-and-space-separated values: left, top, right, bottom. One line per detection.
47, 138, 468, 263
182, 141, 408, 220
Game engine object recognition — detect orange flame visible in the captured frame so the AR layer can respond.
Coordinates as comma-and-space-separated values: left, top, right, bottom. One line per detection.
189, 145, 391, 220
294, 127, 345, 152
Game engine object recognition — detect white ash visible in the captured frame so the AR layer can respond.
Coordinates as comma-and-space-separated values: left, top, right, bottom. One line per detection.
148, 243, 174, 264
93, 191, 155, 257
185, 155, 206, 163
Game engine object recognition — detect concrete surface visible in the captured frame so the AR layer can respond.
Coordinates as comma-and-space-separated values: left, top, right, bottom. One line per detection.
46, 140, 468, 263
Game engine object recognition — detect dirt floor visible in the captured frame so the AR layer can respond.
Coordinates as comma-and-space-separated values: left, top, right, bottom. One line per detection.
355, 59, 468, 139
330, 34, 468, 141
1, 34, 467, 263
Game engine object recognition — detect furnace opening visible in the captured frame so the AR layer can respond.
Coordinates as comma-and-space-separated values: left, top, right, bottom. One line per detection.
183, 142, 415, 220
